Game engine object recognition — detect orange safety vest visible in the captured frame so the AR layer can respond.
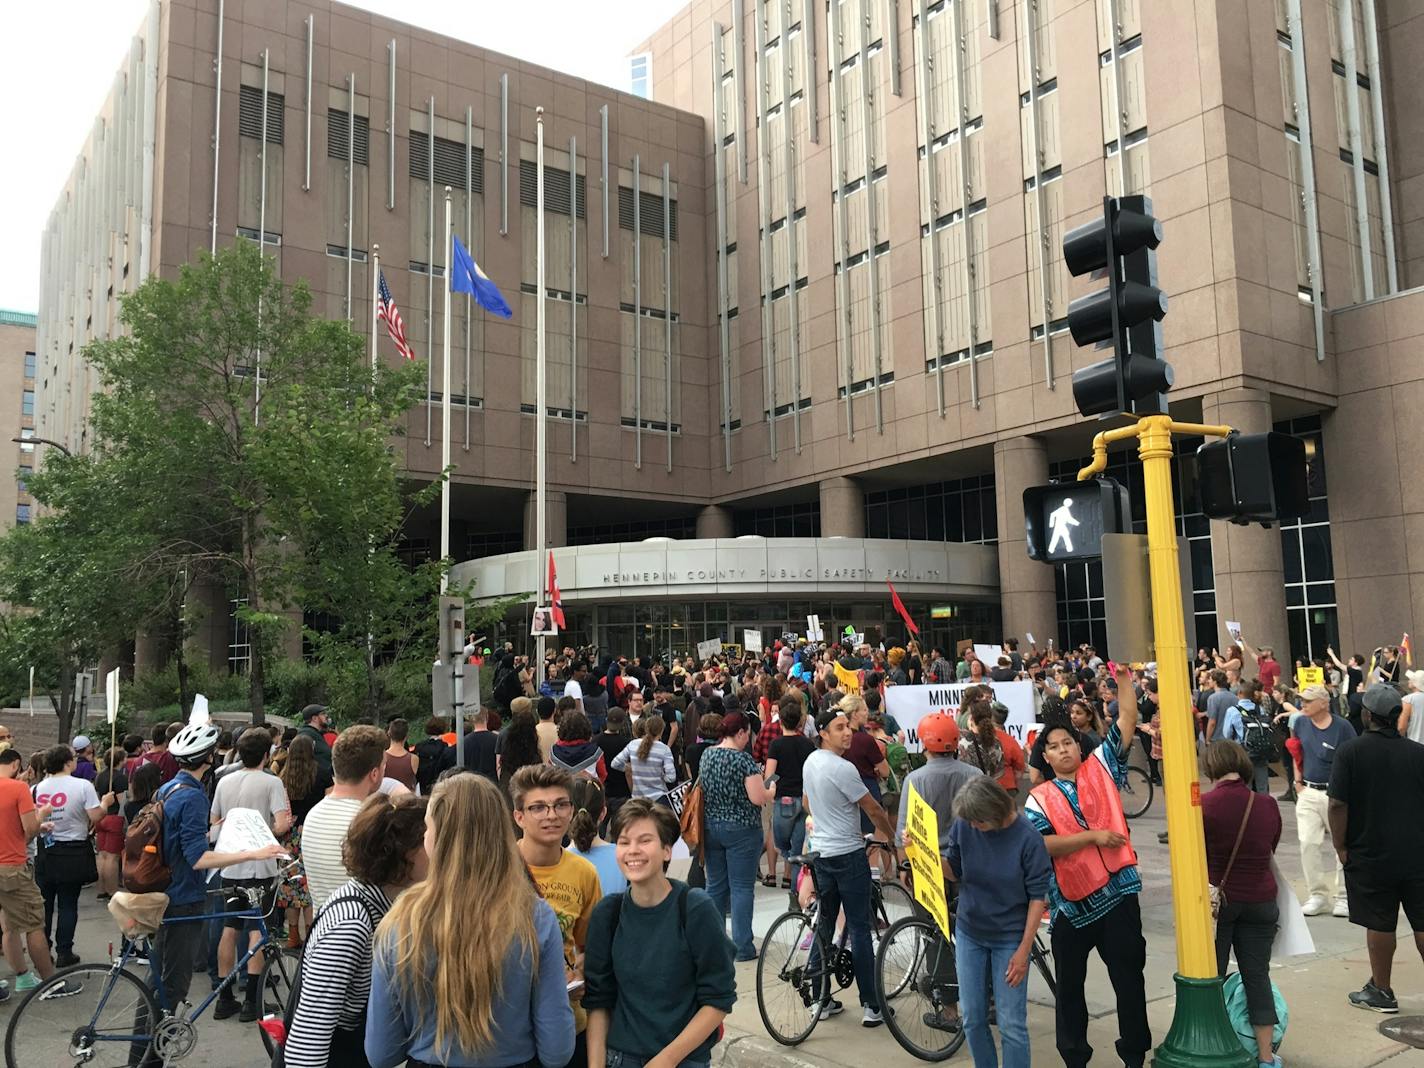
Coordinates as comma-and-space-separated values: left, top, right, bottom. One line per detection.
1031, 757, 1137, 902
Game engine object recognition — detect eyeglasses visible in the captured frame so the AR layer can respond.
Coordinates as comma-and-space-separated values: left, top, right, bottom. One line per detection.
522, 800, 573, 817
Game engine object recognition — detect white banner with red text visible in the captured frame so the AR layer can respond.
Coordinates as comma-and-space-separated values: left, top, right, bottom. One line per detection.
884, 681, 1040, 752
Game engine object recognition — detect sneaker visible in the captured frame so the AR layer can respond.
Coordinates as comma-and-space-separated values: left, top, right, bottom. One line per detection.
922, 1009, 961, 1033
13, 972, 38, 993
862, 1006, 891, 1028
238, 1000, 262, 1023
816, 999, 845, 1020
55, 951, 80, 969
1333, 899, 1350, 918
1157, 832, 1169, 845
213, 993, 242, 1020
0, 981, 10, 1004
38, 978, 84, 1000
1349, 980, 1398, 1013
1302, 895, 1329, 916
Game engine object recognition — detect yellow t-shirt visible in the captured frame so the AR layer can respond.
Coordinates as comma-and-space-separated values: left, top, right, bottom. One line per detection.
527, 848, 602, 1032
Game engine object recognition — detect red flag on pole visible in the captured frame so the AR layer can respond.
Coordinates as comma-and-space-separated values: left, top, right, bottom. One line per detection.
548, 553, 567, 630
887, 579, 919, 636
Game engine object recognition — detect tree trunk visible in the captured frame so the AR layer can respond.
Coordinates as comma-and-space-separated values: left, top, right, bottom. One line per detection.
53, 662, 76, 744
175, 607, 191, 718
242, 520, 267, 727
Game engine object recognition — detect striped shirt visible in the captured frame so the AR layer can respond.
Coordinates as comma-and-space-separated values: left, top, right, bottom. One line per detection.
1025, 722, 1141, 929
299, 795, 364, 910
282, 879, 392, 1068
610, 739, 678, 799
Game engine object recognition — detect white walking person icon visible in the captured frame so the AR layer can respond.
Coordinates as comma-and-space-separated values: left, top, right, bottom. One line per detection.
1047, 497, 1080, 554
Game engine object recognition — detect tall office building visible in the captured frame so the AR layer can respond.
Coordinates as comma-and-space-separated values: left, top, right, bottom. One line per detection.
35, 0, 1424, 673
0, 312, 38, 539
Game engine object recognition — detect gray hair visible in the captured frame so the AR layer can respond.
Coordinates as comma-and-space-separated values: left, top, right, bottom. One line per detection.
952, 775, 1016, 827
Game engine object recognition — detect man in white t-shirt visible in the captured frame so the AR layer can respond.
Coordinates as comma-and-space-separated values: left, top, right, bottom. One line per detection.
1400, 670, 1424, 745
34, 744, 113, 967
300, 725, 386, 909
564, 665, 586, 713
209, 730, 291, 1021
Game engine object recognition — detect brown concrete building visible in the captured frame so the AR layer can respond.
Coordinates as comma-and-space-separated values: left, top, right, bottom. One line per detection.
34, 0, 1424, 671
0, 311, 37, 541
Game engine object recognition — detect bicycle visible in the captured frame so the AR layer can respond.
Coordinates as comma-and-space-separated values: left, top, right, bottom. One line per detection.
1118, 764, 1154, 819
754, 840, 912, 1046
4, 875, 298, 1067
875, 881, 1056, 1061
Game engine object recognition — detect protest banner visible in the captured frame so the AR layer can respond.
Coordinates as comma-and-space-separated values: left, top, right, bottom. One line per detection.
1295, 666, 1324, 691
696, 637, 722, 661
885, 680, 1039, 750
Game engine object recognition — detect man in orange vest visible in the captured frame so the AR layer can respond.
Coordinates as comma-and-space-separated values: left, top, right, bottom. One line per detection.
1025, 663, 1149, 1068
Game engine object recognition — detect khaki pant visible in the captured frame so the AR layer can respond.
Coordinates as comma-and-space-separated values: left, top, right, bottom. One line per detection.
1296, 786, 1344, 903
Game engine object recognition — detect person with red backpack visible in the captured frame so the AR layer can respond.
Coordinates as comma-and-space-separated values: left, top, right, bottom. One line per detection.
130, 721, 284, 1065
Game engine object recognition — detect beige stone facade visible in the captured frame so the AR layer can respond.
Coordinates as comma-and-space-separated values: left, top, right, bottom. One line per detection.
31, 0, 1424, 668
0, 313, 37, 544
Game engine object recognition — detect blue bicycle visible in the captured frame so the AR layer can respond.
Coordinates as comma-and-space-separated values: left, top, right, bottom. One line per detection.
4, 878, 298, 1066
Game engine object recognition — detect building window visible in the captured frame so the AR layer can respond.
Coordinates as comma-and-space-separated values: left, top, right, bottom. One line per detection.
21, 390, 34, 417
17, 465, 31, 494
15, 504, 30, 525
23, 352, 35, 380
1276, 414, 1336, 665
18, 429, 34, 453
1050, 438, 1216, 655
732, 502, 820, 538
229, 594, 251, 674
568, 516, 698, 547
465, 530, 524, 559
629, 53, 651, 99
865, 476, 998, 545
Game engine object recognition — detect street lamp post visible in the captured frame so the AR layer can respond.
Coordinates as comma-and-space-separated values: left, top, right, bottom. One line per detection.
12, 435, 71, 456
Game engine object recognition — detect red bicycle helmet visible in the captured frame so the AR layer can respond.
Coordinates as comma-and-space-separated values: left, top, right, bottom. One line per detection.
918, 711, 961, 754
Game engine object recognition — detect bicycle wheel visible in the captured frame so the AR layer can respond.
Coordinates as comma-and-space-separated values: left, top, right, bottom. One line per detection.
876, 879, 916, 931
1119, 764, 1153, 819
1030, 932, 1057, 998
256, 948, 299, 1057
756, 910, 830, 1046
875, 916, 965, 1062
5, 964, 156, 1068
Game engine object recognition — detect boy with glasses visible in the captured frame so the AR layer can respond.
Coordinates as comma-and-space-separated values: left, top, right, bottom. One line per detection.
512, 763, 603, 1068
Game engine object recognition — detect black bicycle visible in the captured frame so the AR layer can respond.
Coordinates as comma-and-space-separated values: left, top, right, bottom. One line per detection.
754, 841, 913, 1046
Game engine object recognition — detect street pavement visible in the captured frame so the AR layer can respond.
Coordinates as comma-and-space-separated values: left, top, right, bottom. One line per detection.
28, 775, 1424, 1067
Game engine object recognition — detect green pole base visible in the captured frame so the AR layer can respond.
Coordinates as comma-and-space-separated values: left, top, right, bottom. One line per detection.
1153, 974, 1256, 1068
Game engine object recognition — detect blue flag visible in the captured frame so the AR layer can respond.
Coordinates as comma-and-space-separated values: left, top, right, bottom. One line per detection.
450, 234, 513, 318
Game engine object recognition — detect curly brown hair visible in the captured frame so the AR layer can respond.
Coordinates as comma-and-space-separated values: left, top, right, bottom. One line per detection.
342, 793, 428, 886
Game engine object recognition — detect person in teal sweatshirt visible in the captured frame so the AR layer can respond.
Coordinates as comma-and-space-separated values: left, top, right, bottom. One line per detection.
584, 798, 736, 1068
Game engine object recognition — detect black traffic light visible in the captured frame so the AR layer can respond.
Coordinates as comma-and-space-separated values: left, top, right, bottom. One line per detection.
1195, 433, 1309, 525
1065, 195, 1173, 418
1023, 477, 1132, 563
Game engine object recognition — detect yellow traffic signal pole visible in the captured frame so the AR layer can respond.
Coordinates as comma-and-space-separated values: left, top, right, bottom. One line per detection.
1080, 414, 1253, 1068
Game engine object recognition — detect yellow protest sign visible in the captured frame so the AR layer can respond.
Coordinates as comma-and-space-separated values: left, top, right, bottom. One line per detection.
903, 783, 952, 940
833, 660, 862, 695
1296, 666, 1324, 691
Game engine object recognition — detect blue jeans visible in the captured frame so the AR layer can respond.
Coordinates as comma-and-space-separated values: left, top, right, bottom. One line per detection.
810, 851, 878, 1010
958, 927, 1030, 1068
704, 820, 762, 958
771, 797, 806, 859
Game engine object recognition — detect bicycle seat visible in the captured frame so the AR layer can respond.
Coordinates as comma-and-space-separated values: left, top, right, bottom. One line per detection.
790, 851, 821, 866
109, 891, 169, 938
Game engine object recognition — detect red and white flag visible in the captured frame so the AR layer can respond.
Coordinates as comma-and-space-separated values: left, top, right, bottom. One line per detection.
548, 553, 566, 630
887, 579, 919, 637
376, 271, 417, 361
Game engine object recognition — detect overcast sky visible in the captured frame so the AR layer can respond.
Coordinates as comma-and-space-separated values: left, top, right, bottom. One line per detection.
0, 0, 684, 313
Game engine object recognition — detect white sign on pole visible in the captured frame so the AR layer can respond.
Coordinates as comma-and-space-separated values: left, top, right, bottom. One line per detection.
884, 681, 1039, 750
189, 693, 210, 727
1025, 632, 1035, 646
27, 666, 34, 718
696, 637, 723, 661
1225, 621, 1243, 644
744, 630, 763, 654
972, 644, 1004, 666
105, 668, 120, 725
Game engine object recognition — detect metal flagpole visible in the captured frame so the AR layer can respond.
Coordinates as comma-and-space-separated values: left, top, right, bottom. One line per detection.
370, 244, 380, 378
535, 107, 548, 669
440, 187, 453, 594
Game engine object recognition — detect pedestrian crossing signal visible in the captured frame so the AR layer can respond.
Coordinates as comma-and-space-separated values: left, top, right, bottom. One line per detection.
1195, 432, 1309, 525
1023, 478, 1132, 563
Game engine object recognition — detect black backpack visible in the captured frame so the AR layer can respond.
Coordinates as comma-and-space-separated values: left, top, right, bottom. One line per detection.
1239, 705, 1278, 763
269, 891, 379, 1068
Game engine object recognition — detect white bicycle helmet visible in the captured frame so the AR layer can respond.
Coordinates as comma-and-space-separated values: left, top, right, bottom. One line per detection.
169, 721, 222, 767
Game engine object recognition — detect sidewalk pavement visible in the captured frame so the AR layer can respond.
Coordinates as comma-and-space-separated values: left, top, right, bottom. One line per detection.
30, 784, 1424, 1067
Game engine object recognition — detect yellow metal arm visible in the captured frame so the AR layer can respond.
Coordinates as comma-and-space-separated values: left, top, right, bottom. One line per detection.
1076, 419, 1232, 482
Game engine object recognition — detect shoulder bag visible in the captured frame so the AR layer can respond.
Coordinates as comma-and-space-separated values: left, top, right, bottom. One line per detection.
1209, 792, 1255, 921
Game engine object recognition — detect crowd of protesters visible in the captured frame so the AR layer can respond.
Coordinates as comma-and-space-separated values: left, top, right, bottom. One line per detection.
0, 630, 1419, 1068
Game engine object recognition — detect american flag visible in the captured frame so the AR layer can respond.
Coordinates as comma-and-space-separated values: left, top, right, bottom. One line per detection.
376, 271, 416, 361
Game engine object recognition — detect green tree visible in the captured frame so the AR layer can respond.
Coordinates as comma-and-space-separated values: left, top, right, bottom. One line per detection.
5, 241, 426, 724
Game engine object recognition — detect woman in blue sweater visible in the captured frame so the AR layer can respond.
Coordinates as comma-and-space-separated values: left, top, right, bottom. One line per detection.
365, 773, 574, 1068
947, 776, 1053, 1068
584, 799, 737, 1068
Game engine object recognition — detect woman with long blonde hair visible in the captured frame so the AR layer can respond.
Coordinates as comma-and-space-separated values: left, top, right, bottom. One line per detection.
365, 774, 574, 1068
